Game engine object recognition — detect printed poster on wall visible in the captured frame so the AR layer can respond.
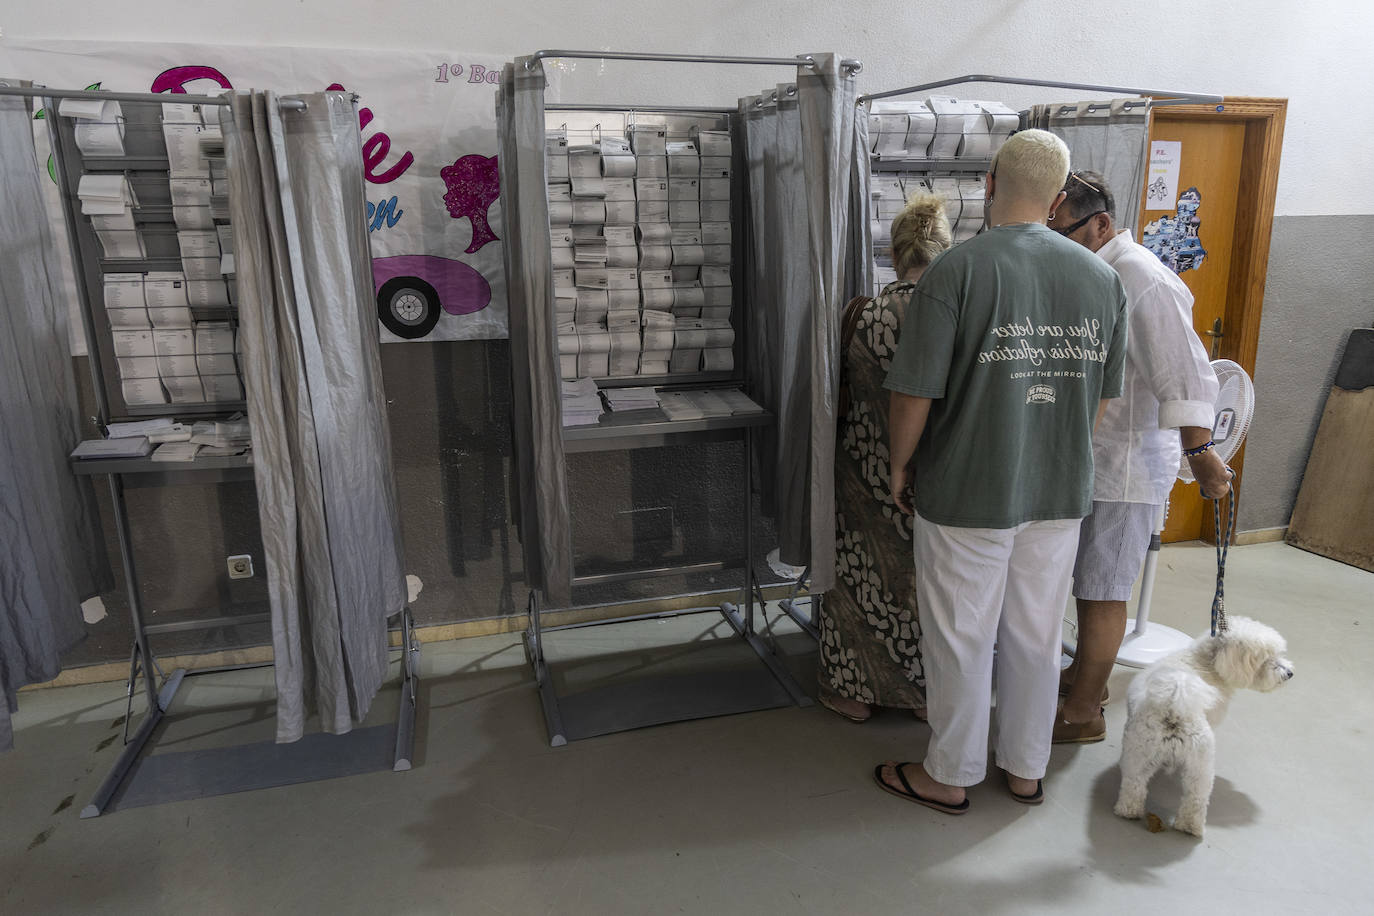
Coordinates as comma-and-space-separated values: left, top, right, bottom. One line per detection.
0, 39, 509, 344
1144, 140, 1181, 211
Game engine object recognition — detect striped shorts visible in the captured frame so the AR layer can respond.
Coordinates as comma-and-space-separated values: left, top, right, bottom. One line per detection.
1072, 501, 1161, 602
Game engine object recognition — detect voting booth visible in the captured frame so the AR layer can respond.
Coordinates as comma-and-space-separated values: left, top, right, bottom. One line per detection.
497, 50, 866, 744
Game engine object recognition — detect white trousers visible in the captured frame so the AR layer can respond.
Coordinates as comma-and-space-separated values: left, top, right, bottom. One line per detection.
912, 512, 1081, 786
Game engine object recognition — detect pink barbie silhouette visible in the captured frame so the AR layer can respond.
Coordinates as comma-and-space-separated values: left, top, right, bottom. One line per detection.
440, 154, 500, 253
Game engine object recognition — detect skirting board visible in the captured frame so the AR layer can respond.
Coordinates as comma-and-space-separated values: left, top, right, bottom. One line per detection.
27, 583, 809, 691
1236, 527, 1288, 546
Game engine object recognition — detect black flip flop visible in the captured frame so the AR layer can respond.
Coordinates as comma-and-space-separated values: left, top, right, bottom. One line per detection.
872, 762, 970, 815
1008, 778, 1044, 806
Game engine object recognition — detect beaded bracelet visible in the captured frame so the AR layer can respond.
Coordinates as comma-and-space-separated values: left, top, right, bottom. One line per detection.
1182, 440, 1215, 458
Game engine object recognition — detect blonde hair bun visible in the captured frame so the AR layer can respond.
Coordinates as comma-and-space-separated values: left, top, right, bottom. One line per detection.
890, 191, 954, 276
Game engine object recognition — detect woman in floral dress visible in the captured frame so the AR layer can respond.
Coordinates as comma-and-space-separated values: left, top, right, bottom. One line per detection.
818, 192, 953, 722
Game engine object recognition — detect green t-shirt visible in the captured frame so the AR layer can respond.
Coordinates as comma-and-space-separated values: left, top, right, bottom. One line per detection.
883, 223, 1128, 528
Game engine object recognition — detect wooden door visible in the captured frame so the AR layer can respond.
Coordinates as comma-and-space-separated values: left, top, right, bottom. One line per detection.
1136, 99, 1286, 542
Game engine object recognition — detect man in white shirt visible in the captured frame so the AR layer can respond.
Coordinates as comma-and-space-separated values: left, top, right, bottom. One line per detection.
1049, 170, 1234, 742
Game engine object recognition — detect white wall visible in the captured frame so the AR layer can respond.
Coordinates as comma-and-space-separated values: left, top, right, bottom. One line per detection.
2, 0, 1368, 216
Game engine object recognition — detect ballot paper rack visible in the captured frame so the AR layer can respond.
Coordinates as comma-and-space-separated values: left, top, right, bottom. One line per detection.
4, 83, 421, 818
48, 94, 245, 420
859, 75, 1227, 293
510, 61, 860, 745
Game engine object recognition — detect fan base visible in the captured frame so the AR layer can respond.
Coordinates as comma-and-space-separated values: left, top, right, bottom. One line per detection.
1062, 618, 1193, 670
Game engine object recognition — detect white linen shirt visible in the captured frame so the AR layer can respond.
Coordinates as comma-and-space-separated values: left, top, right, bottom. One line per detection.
1093, 230, 1218, 504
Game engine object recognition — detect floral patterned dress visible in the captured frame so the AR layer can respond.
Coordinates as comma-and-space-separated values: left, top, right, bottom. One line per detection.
818, 281, 925, 708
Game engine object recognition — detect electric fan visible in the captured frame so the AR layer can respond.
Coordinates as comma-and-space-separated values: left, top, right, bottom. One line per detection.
1065, 359, 1256, 667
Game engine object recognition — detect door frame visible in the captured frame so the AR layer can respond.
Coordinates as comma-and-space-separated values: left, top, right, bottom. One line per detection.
1147, 97, 1286, 540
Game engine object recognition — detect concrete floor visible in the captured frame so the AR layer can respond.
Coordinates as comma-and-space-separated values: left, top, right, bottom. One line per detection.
1, 541, 1370, 915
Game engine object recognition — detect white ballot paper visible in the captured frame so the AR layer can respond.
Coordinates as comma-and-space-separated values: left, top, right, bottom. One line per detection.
156, 353, 198, 377
111, 330, 156, 358
571, 200, 605, 224
145, 272, 190, 308
637, 199, 669, 222
173, 206, 214, 229
170, 178, 213, 207
201, 375, 244, 401
606, 313, 642, 377
104, 273, 146, 309
639, 245, 672, 269
669, 200, 701, 223
636, 156, 668, 178
95, 230, 146, 259
149, 307, 194, 330
602, 178, 636, 201
117, 356, 160, 379
162, 375, 206, 404
122, 378, 169, 406
557, 324, 580, 379
177, 230, 221, 259
635, 178, 669, 200
186, 279, 230, 307
153, 328, 195, 357
75, 121, 126, 157
598, 137, 637, 177
163, 123, 211, 176
576, 327, 611, 378
629, 126, 667, 156
106, 305, 151, 329
59, 98, 122, 121
604, 201, 636, 225
927, 96, 985, 159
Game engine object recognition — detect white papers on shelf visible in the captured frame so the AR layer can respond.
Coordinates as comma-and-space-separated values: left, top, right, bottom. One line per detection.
151, 442, 202, 462
153, 328, 195, 356
117, 356, 159, 378
111, 329, 156, 357
691, 129, 732, 156
121, 377, 168, 406
59, 98, 122, 121
200, 375, 244, 401
155, 353, 198, 376
162, 122, 215, 176
181, 256, 221, 281
147, 423, 193, 443
606, 313, 641, 377
173, 205, 214, 229
927, 96, 986, 159
639, 309, 675, 374
145, 272, 190, 308
71, 436, 153, 459
106, 417, 175, 439
77, 173, 137, 215
629, 126, 667, 156
75, 121, 126, 157
977, 101, 1019, 156
95, 230, 146, 259
186, 279, 230, 307
602, 386, 660, 411
560, 376, 604, 426
599, 137, 637, 177
149, 306, 194, 329
162, 375, 205, 403
103, 273, 145, 309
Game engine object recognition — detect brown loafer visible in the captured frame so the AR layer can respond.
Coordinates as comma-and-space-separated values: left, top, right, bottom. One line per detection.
1052, 708, 1107, 744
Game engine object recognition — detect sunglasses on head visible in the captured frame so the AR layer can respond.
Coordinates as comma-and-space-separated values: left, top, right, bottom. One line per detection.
1051, 171, 1108, 234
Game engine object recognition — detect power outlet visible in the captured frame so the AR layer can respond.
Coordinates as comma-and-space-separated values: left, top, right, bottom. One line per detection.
227, 554, 254, 579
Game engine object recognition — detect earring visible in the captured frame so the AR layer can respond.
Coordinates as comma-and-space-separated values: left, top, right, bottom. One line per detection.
1047, 211, 1056, 222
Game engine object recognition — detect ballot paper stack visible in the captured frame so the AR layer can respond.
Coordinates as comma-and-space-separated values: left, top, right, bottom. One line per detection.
657, 387, 760, 420
601, 386, 660, 413
189, 415, 252, 456
78, 174, 145, 259
109, 313, 244, 407
59, 97, 127, 157
669, 318, 735, 374
560, 377, 605, 427
546, 119, 735, 381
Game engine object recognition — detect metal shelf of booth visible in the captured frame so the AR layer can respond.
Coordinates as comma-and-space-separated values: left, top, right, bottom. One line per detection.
562, 410, 770, 453
529, 406, 810, 747
870, 157, 993, 173
71, 453, 254, 487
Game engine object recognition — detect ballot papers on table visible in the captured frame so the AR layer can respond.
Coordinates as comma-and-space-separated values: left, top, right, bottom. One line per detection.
601, 387, 661, 412
71, 436, 154, 461
60, 97, 126, 157
657, 387, 761, 421
561, 377, 605, 427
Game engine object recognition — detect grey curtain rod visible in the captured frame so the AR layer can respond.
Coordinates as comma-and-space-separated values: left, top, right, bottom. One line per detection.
858, 74, 1221, 106
527, 49, 863, 75
545, 103, 737, 114
0, 84, 320, 110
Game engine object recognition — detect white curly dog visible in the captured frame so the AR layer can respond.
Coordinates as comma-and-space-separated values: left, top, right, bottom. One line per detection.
1115, 616, 1293, 837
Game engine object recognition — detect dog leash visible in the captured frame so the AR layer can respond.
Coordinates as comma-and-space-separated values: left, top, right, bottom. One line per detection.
1210, 473, 1237, 637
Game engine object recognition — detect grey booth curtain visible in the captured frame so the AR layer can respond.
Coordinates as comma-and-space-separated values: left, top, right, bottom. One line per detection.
740, 55, 860, 591
848, 110, 875, 302
0, 88, 112, 751
223, 90, 406, 743
496, 59, 573, 608
1028, 99, 1151, 233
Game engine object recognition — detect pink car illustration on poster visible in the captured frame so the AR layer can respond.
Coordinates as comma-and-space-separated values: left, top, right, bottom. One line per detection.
373, 255, 492, 339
